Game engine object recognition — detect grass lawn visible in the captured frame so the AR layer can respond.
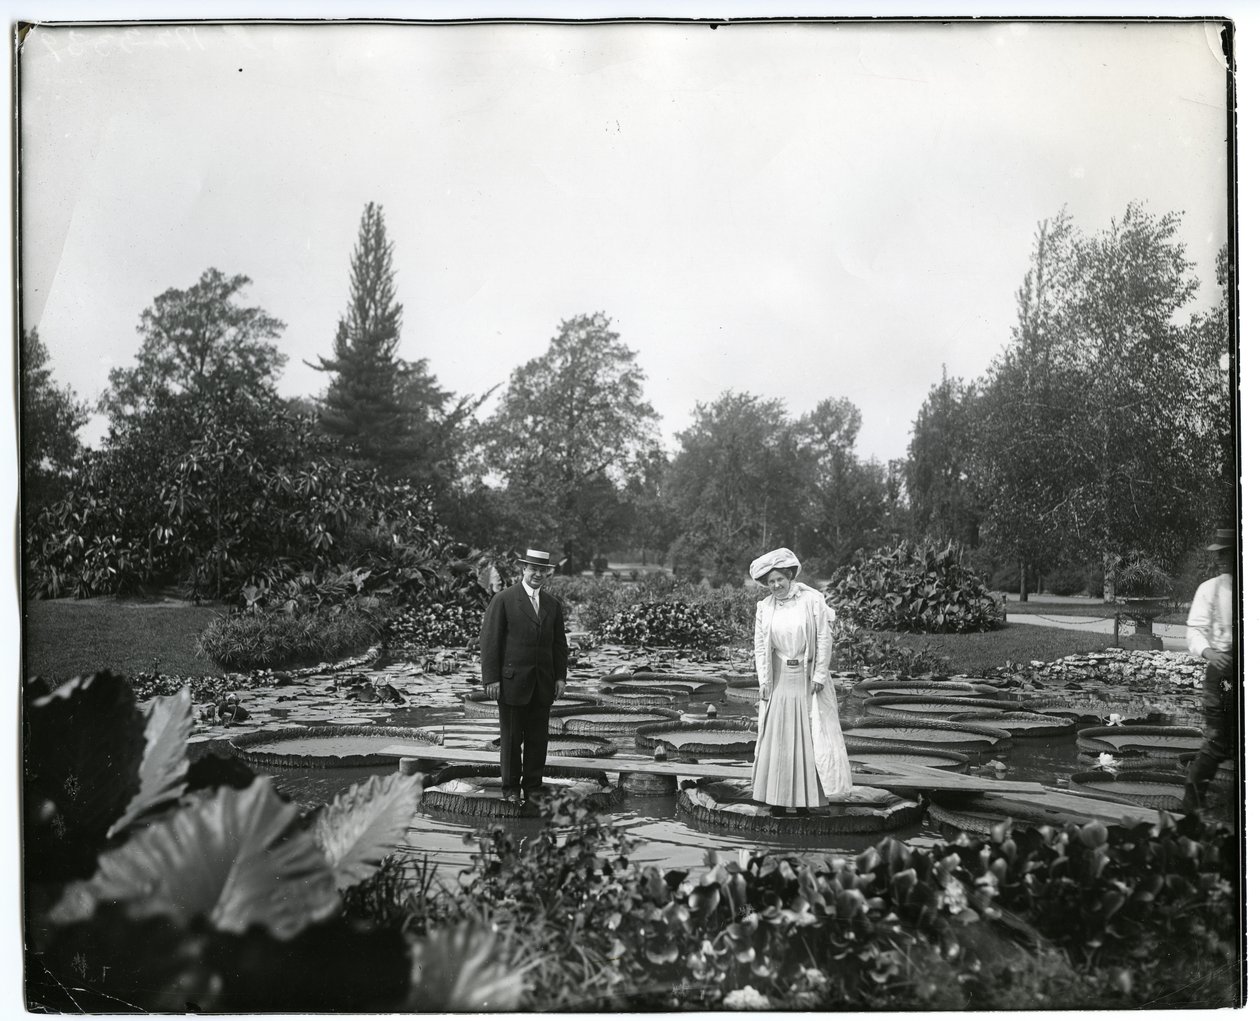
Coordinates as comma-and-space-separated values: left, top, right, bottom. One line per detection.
23, 598, 226, 682
853, 622, 1121, 676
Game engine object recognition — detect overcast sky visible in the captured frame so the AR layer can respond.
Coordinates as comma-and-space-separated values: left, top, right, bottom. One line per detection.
19, 17, 1229, 466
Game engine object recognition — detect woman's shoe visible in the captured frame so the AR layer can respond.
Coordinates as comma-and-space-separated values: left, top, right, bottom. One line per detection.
769, 805, 787, 817
797, 807, 813, 816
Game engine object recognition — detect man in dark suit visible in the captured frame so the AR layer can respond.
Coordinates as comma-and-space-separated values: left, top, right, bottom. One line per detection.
480, 547, 568, 804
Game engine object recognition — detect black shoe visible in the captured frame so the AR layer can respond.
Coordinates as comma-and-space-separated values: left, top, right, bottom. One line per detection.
769, 805, 787, 817
797, 807, 813, 816
501, 789, 522, 805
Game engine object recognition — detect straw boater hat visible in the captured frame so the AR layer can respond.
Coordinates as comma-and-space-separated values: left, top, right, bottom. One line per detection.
1206, 528, 1236, 551
517, 548, 555, 568
749, 548, 801, 583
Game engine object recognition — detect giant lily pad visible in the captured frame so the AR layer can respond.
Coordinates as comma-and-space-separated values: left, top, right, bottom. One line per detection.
948, 711, 1075, 738
845, 742, 971, 774
229, 726, 441, 768
420, 765, 623, 818
1069, 769, 1186, 811
634, 720, 759, 757
599, 672, 727, 699
927, 790, 1135, 835
843, 717, 1012, 753
1077, 725, 1203, 759
676, 779, 923, 835
462, 692, 598, 720
852, 678, 1009, 699
551, 708, 680, 735
595, 684, 690, 708
482, 735, 618, 758
862, 695, 1015, 720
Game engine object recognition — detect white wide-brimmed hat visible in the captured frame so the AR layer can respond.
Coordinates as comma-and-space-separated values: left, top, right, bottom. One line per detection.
517, 548, 555, 568
749, 547, 801, 583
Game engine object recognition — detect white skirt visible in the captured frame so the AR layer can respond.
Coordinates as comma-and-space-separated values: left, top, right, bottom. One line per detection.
751, 657, 825, 808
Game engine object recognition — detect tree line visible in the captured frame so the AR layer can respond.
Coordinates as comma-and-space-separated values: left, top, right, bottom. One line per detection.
21, 199, 1233, 601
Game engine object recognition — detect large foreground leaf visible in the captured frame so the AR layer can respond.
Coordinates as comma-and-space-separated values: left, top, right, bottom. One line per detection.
314, 772, 422, 890
52, 777, 339, 939
24, 672, 147, 880
409, 921, 524, 1011
108, 688, 193, 837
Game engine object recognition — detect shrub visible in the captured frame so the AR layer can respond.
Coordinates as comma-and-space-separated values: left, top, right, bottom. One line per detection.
1043, 563, 1091, 597
827, 541, 1002, 633
601, 600, 733, 650
196, 605, 382, 670
24, 386, 453, 607
386, 600, 483, 653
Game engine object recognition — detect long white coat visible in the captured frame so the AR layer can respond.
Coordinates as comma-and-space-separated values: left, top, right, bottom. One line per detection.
753, 583, 852, 798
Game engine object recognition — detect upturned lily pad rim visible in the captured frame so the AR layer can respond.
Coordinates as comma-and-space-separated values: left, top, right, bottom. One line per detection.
228, 724, 440, 768
851, 678, 1007, 697
1077, 724, 1204, 755
927, 791, 1102, 832
634, 718, 759, 753
482, 735, 619, 758
862, 705, 1007, 723
845, 715, 1013, 739
419, 764, 624, 817
843, 738, 971, 769
676, 780, 924, 835
597, 683, 690, 702
552, 706, 681, 735
599, 671, 727, 695
863, 694, 1018, 713
948, 711, 1076, 736
1069, 769, 1187, 810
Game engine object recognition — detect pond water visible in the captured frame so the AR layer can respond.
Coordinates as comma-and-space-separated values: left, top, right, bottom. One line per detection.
252, 656, 1109, 884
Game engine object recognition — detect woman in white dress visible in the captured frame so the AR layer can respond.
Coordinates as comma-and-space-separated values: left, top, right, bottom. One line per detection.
749, 548, 852, 816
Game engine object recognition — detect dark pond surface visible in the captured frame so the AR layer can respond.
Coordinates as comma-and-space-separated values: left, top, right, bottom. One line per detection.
256, 663, 1104, 884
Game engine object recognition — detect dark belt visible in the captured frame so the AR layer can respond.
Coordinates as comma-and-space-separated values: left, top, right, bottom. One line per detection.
783, 658, 802, 667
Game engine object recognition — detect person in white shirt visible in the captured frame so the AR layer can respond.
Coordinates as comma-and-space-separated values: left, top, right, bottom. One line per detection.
1183, 527, 1236, 811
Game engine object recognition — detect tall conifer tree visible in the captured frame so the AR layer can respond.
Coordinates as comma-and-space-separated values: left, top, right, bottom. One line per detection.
312, 202, 449, 479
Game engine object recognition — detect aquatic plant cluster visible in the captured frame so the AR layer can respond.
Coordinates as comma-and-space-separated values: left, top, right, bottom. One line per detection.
601, 600, 735, 651
23, 667, 1238, 1010
358, 790, 1237, 1011
828, 541, 1004, 634
385, 600, 483, 655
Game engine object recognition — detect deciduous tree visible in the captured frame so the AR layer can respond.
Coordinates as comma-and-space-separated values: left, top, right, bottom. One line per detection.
20, 327, 88, 518
102, 268, 285, 420
482, 312, 660, 552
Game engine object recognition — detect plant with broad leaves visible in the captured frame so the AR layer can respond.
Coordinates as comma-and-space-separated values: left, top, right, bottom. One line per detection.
828, 540, 1002, 634
24, 669, 512, 1013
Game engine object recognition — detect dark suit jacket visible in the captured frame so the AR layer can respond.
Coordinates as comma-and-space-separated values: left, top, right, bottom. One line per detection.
480, 582, 568, 707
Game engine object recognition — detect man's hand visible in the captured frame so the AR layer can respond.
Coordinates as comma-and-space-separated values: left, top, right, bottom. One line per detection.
1204, 649, 1234, 671
487, 683, 501, 701
555, 680, 566, 699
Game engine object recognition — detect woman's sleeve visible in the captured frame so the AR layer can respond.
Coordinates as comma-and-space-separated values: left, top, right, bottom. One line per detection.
813, 598, 834, 686
753, 600, 768, 687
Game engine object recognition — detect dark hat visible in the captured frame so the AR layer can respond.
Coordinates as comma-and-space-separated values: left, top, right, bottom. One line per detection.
516, 547, 555, 568
1206, 528, 1236, 551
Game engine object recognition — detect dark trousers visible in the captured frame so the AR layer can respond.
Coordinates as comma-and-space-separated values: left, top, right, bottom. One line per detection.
1188, 663, 1236, 787
498, 686, 551, 793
